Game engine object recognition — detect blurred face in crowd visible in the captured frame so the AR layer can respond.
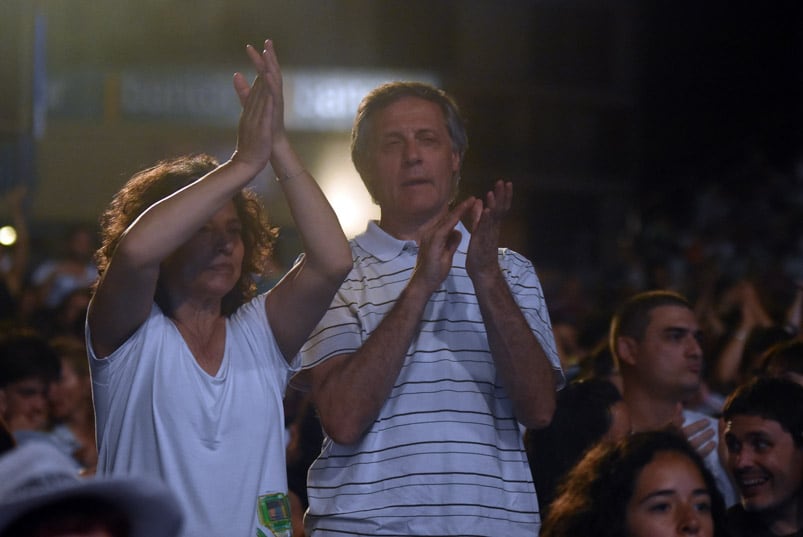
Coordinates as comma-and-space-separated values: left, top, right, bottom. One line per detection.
724, 415, 803, 515
49, 359, 91, 421
620, 305, 704, 399
66, 227, 96, 264
626, 450, 715, 537
364, 96, 460, 233
0, 377, 50, 431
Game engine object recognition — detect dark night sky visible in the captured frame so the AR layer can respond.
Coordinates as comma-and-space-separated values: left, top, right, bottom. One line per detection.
518, 2, 803, 272
636, 2, 802, 185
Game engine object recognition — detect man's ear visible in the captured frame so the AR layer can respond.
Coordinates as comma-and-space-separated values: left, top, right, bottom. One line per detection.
615, 336, 639, 367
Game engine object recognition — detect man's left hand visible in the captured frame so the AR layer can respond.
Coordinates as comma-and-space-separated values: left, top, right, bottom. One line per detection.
466, 180, 512, 282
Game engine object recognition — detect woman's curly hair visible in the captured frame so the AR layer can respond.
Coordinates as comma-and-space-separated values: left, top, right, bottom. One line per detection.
541, 429, 728, 537
94, 154, 277, 316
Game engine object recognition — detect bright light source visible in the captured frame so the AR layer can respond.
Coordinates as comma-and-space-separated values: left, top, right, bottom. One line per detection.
327, 187, 379, 238
315, 140, 380, 238
0, 226, 18, 246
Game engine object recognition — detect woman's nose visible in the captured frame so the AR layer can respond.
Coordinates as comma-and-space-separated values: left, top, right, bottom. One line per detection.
213, 230, 234, 254
679, 505, 702, 535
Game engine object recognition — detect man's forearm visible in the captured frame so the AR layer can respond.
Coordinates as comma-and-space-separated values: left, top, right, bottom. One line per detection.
474, 271, 557, 429
311, 280, 432, 444
312, 200, 476, 443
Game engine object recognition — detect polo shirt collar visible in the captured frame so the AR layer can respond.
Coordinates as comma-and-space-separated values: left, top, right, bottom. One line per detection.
354, 220, 470, 262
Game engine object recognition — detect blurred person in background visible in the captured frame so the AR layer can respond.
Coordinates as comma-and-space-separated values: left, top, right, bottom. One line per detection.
611, 289, 738, 506
49, 287, 91, 339
0, 415, 15, 455
758, 339, 803, 386
31, 223, 98, 310
525, 377, 631, 517
0, 186, 30, 327
574, 339, 624, 393
48, 335, 97, 474
722, 377, 803, 537
0, 329, 60, 442
0, 442, 183, 537
706, 278, 799, 394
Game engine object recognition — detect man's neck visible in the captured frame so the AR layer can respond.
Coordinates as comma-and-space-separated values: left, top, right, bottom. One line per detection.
623, 382, 683, 432
378, 220, 424, 243
379, 207, 451, 243
764, 493, 803, 536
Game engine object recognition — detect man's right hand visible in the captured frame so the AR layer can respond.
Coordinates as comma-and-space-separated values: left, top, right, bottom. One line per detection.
411, 197, 476, 295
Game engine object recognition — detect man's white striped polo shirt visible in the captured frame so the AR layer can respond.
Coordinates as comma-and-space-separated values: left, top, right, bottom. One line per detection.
300, 220, 564, 536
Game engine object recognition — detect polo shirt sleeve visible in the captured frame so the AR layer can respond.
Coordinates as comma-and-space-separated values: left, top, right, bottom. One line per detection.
499, 249, 566, 390
297, 280, 364, 372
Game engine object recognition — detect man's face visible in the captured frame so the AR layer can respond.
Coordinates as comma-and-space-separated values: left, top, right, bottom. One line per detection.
362, 96, 460, 230
1, 377, 50, 432
724, 415, 803, 514
622, 305, 704, 398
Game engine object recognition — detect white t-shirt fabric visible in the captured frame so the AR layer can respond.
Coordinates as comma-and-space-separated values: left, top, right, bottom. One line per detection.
299, 221, 564, 536
88, 294, 299, 537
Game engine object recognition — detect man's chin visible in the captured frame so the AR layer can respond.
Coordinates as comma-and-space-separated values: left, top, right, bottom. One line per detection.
679, 381, 702, 398
740, 493, 775, 513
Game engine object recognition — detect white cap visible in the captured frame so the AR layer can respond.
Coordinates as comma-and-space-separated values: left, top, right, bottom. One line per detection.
0, 442, 183, 536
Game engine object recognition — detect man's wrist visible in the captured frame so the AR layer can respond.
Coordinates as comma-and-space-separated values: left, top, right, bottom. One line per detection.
469, 265, 505, 289
405, 271, 444, 306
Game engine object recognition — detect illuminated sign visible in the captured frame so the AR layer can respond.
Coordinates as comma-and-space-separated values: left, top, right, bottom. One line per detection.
49, 68, 438, 131
284, 70, 438, 130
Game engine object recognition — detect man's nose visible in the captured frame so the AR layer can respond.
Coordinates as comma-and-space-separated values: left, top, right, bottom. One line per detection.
732, 449, 753, 470
686, 336, 703, 358
402, 140, 421, 165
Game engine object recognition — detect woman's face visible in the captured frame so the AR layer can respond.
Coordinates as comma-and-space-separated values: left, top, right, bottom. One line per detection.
626, 450, 714, 537
160, 201, 244, 302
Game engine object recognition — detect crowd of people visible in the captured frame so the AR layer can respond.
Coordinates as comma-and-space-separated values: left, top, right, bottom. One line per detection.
1, 37, 802, 537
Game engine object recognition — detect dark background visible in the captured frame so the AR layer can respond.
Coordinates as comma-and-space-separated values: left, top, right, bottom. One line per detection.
1, 0, 801, 281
